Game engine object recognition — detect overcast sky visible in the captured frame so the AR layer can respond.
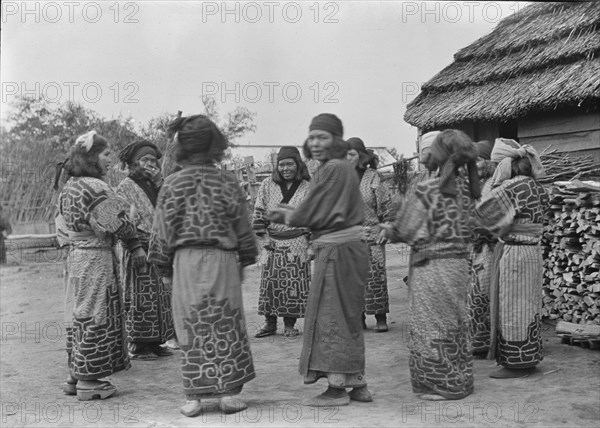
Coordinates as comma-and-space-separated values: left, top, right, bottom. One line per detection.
1, 1, 528, 156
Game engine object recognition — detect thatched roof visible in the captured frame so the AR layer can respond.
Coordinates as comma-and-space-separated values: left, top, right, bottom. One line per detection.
404, 2, 600, 130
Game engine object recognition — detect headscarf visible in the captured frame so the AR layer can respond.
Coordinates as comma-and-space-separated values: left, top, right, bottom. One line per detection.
490, 138, 545, 187
419, 131, 441, 163
277, 146, 302, 162
309, 113, 343, 137
168, 114, 228, 163
475, 140, 494, 160
274, 146, 310, 183
118, 140, 162, 169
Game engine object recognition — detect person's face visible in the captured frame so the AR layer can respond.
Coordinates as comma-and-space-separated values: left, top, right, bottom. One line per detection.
277, 158, 298, 182
138, 153, 160, 177
420, 149, 437, 172
347, 149, 359, 167
476, 158, 486, 178
98, 148, 112, 176
307, 130, 334, 162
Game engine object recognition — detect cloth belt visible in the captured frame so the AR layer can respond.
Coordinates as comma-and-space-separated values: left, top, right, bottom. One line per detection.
313, 225, 364, 245
411, 241, 470, 266
499, 223, 543, 245
268, 229, 308, 241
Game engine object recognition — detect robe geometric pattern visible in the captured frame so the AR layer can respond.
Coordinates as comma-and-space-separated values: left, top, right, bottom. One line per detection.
253, 178, 311, 318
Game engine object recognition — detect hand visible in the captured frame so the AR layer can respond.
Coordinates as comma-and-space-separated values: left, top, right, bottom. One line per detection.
266, 206, 293, 224
376, 223, 390, 245
377, 235, 388, 245
378, 224, 392, 244
265, 209, 285, 224
161, 276, 173, 288
132, 247, 148, 274
144, 164, 160, 178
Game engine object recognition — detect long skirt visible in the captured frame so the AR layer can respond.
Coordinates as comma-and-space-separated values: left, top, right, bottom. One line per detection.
408, 254, 473, 399
172, 247, 255, 399
490, 243, 543, 368
364, 242, 389, 315
121, 238, 175, 344
257, 245, 310, 318
300, 239, 368, 388
66, 247, 130, 380
467, 240, 495, 354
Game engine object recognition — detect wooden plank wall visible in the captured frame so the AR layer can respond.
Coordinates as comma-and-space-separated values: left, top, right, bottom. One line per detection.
518, 111, 600, 160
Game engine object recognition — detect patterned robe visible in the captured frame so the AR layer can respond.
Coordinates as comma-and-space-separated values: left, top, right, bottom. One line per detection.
57, 177, 140, 380
148, 164, 258, 399
116, 177, 175, 345
253, 178, 311, 318
286, 159, 369, 388
475, 176, 549, 369
387, 177, 475, 399
359, 168, 392, 315
467, 179, 496, 354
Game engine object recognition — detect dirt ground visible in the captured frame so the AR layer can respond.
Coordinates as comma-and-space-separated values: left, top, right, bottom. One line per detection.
1, 244, 599, 428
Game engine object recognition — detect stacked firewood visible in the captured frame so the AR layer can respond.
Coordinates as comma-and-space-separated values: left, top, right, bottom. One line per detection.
539, 147, 600, 184
542, 181, 600, 325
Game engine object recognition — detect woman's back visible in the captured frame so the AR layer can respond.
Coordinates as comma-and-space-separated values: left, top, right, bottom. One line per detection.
157, 164, 251, 250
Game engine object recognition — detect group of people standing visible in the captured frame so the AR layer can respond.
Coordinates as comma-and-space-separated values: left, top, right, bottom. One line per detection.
54, 111, 549, 415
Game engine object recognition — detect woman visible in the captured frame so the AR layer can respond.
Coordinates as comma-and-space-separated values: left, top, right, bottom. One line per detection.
475, 138, 549, 378
117, 140, 176, 360
54, 130, 144, 401
468, 140, 497, 357
346, 137, 392, 332
253, 146, 311, 338
148, 114, 258, 417
380, 129, 480, 401
268, 114, 371, 407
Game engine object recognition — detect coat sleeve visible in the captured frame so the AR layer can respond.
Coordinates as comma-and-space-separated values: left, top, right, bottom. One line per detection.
386, 184, 429, 245
252, 179, 269, 236
287, 162, 337, 229
229, 182, 258, 267
475, 182, 517, 238
373, 172, 392, 223
148, 184, 175, 277
88, 189, 141, 252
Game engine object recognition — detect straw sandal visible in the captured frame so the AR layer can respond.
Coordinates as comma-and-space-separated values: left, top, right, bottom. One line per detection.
283, 327, 300, 337
220, 397, 248, 414
61, 375, 77, 395
418, 393, 447, 401
148, 343, 173, 357
180, 400, 203, 417
76, 381, 116, 401
128, 348, 158, 360
255, 326, 277, 338
302, 388, 350, 407
349, 386, 373, 402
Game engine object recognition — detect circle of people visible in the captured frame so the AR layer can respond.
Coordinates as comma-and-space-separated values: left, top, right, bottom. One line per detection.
54, 112, 549, 416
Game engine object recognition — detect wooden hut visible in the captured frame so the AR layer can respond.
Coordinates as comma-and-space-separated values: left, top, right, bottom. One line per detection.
404, 2, 600, 161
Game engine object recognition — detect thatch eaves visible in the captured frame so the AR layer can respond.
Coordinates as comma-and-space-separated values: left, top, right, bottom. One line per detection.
405, 2, 600, 130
